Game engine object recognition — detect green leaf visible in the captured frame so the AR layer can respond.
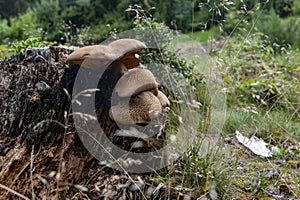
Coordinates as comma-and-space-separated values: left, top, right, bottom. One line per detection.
223, 77, 233, 83
247, 79, 255, 84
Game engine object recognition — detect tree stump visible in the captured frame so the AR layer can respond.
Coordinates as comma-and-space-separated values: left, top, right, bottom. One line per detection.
0, 46, 167, 198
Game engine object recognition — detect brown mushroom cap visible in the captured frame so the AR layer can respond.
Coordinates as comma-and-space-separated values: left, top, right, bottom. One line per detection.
156, 91, 170, 107
66, 45, 111, 68
109, 91, 162, 124
114, 68, 159, 98
109, 39, 146, 69
66, 39, 146, 69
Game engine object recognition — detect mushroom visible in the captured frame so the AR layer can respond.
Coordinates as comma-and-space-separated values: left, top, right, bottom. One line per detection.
111, 66, 170, 124
66, 39, 146, 71
109, 91, 162, 124
156, 90, 170, 107
66, 45, 102, 66
108, 39, 145, 69
114, 68, 159, 98
66, 38, 170, 127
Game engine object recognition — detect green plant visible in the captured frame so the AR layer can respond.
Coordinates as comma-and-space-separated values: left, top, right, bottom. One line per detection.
256, 11, 300, 48
9, 37, 46, 54
273, 0, 294, 17
59, 21, 91, 46
292, 0, 300, 15
6, 8, 41, 42
0, 45, 10, 60
187, 29, 217, 43
0, 18, 11, 44
128, 5, 203, 87
32, 0, 63, 42
219, 31, 299, 111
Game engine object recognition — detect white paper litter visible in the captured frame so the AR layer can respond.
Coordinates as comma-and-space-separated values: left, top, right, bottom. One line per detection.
236, 130, 273, 158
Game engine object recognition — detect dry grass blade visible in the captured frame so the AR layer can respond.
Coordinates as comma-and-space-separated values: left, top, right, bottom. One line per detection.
30, 145, 35, 200
0, 184, 30, 200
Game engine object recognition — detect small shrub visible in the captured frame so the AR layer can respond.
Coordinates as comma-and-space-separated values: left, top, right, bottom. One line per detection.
219, 31, 300, 111
7, 9, 41, 42
32, 0, 63, 42
292, 0, 300, 15
9, 37, 46, 54
0, 19, 11, 44
59, 21, 91, 46
256, 11, 300, 48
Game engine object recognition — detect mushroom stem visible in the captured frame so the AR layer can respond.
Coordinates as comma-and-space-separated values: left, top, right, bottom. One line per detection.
107, 61, 128, 76
156, 91, 170, 107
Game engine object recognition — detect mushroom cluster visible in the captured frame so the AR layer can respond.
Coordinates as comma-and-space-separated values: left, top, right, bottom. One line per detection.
66, 39, 169, 127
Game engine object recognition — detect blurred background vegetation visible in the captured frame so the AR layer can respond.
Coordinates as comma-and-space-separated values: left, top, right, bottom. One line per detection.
0, 0, 299, 47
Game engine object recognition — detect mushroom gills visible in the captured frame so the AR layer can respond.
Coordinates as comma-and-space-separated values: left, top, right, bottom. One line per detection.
117, 50, 141, 69
109, 91, 162, 124
114, 68, 159, 98
107, 61, 128, 76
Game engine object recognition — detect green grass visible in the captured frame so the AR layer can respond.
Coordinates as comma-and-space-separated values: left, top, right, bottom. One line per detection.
187, 30, 213, 43
186, 28, 223, 43
183, 27, 300, 197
